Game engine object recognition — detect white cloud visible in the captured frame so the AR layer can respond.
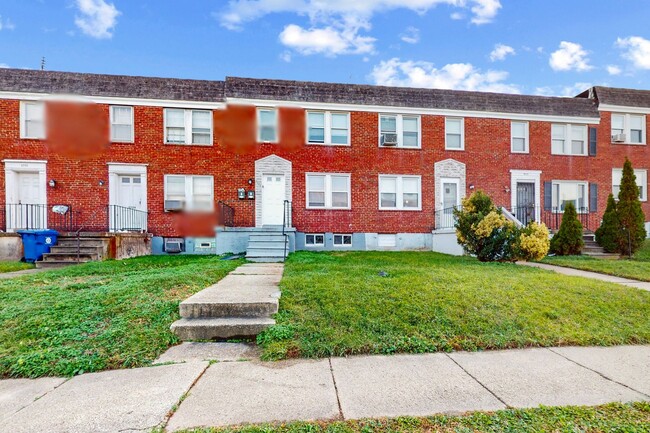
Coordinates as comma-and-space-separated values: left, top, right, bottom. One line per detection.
400, 26, 420, 44
369, 57, 520, 94
280, 51, 292, 62
279, 22, 375, 56
549, 41, 592, 72
470, 0, 501, 24
450, 12, 464, 20
74, 0, 120, 39
616, 36, 650, 70
489, 43, 515, 62
606, 65, 622, 76
0, 16, 15, 31
535, 82, 592, 97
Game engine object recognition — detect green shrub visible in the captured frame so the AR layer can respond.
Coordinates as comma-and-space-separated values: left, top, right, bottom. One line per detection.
616, 158, 647, 256
550, 202, 584, 255
595, 194, 620, 253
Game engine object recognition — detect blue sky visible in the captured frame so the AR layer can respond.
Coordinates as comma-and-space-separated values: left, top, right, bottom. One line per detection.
1, 1, 650, 96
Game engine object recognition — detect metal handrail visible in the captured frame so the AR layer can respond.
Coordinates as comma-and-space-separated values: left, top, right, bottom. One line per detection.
107, 205, 148, 232
217, 201, 235, 227
433, 205, 460, 230
0, 203, 76, 232
282, 200, 292, 261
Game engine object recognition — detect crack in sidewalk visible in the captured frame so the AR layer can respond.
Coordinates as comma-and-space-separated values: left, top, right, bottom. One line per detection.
2, 377, 72, 422
328, 358, 345, 420
159, 362, 212, 432
445, 353, 510, 408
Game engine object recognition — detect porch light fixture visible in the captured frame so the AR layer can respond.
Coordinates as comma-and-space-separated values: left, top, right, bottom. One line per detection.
248, 178, 253, 185
99, 180, 105, 186
469, 184, 475, 190
48, 179, 56, 188
504, 186, 510, 193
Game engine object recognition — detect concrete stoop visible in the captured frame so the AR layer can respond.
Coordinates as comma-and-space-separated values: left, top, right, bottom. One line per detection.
171, 263, 283, 340
246, 227, 289, 263
581, 234, 620, 259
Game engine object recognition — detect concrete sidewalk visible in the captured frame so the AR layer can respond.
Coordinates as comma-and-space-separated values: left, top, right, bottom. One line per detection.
518, 261, 650, 291
2, 344, 649, 432
0, 268, 46, 279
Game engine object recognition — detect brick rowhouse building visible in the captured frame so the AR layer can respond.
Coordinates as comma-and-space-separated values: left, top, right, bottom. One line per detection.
0, 69, 648, 260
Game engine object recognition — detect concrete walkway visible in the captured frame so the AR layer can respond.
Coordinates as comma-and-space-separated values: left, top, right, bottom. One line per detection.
2, 344, 649, 432
518, 261, 650, 291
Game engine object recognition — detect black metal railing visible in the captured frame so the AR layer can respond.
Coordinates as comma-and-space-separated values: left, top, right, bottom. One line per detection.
541, 207, 598, 232
282, 200, 292, 261
0, 203, 77, 232
217, 201, 235, 227
509, 205, 537, 227
107, 205, 148, 232
434, 205, 459, 230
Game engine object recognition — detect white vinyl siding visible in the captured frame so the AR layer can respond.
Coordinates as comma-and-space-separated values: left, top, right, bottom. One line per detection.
379, 175, 422, 210
511, 121, 529, 153
306, 173, 351, 209
551, 124, 587, 156
445, 118, 464, 150
305, 233, 324, 246
257, 108, 277, 142
612, 168, 647, 201
110, 106, 134, 143
164, 109, 212, 145
379, 114, 420, 148
611, 113, 646, 144
306, 111, 350, 145
552, 181, 588, 212
164, 175, 214, 210
20, 101, 45, 139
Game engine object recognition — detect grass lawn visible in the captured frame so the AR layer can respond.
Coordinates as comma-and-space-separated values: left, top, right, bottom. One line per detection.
543, 239, 650, 282
0, 255, 242, 378
0, 261, 34, 273
258, 251, 650, 360
173, 402, 650, 433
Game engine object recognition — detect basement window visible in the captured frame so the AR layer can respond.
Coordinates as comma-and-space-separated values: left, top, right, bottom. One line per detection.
333, 234, 352, 247
305, 234, 324, 247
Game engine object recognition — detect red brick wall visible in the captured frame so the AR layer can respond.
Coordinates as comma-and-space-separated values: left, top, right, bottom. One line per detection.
1, 98, 649, 237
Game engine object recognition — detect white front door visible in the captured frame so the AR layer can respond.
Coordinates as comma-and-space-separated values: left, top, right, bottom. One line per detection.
10, 172, 45, 230
110, 175, 146, 231
261, 174, 285, 226
117, 175, 144, 210
17, 172, 41, 204
437, 178, 460, 229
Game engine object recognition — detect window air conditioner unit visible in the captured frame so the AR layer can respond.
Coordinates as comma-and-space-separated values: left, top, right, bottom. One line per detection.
612, 133, 626, 143
381, 133, 398, 146
164, 237, 184, 253
164, 200, 184, 212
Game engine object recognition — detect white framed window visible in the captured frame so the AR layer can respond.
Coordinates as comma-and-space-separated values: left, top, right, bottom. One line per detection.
257, 108, 277, 142
551, 124, 587, 155
164, 109, 212, 145
333, 234, 352, 247
379, 114, 420, 148
306, 111, 350, 145
612, 168, 647, 201
305, 233, 324, 246
552, 181, 588, 213
511, 121, 529, 153
164, 175, 214, 211
305, 173, 351, 209
445, 118, 464, 150
379, 175, 422, 210
20, 101, 45, 139
110, 106, 134, 143
611, 113, 646, 144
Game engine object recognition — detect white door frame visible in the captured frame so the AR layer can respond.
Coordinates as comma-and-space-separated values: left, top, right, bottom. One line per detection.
510, 170, 541, 222
439, 177, 461, 209
108, 163, 148, 232
255, 155, 292, 228
3, 160, 47, 231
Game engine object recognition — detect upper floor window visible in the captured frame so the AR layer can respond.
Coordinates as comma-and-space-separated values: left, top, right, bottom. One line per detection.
110, 106, 134, 143
164, 109, 212, 145
511, 121, 529, 153
20, 101, 45, 139
612, 168, 647, 201
379, 175, 421, 210
257, 108, 277, 142
551, 124, 587, 156
164, 175, 214, 211
307, 111, 349, 145
305, 173, 351, 209
611, 114, 646, 145
379, 114, 420, 148
552, 181, 588, 212
445, 118, 464, 150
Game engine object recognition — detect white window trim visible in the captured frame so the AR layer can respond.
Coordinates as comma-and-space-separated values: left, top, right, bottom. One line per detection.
19, 101, 45, 140
333, 233, 353, 247
612, 168, 647, 202
163, 174, 214, 211
510, 121, 529, 153
378, 175, 422, 211
306, 111, 350, 146
305, 173, 352, 210
551, 180, 589, 213
551, 124, 588, 156
257, 107, 278, 143
164, 108, 213, 146
445, 117, 464, 151
378, 114, 421, 148
305, 233, 325, 247
611, 113, 646, 145
109, 105, 134, 143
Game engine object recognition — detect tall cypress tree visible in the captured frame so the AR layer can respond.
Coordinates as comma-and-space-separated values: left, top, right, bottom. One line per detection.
595, 194, 620, 253
617, 158, 647, 256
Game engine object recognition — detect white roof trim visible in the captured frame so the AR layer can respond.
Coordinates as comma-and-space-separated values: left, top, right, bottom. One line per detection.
598, 103, 650, 115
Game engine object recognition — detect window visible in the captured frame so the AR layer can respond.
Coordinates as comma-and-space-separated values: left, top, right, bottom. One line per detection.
612, 168, 647, 201
164, 175, 214, 210
257, 108, 277, 142
306, 174, 351, 209
611, 114, 646, 144
110, 106, 134, 143
552, 181, 588, 212
445, 118, 464, 150
164, 109, 212, 145
20, 101, 45, 139
305, 234, 324, 246
551, 124, 587, 155
379, 175, 421, 210
379, 114, 420, 148
333, 234, 352, 247
511, 121, 529, 153
306, 111, 349, 145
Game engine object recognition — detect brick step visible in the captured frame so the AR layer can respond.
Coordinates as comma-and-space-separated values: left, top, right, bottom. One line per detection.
170, 317, 275, 340
179, 299, 278, 319
42, 252, 99, 262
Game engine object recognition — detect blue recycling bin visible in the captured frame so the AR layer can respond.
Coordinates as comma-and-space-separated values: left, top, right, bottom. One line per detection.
17, 229, 59, 263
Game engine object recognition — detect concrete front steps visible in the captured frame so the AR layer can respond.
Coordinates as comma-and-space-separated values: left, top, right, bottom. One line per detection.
246, 226, 289, 263
36, 234, 110, 269
581, 233, 620, 259
171, 263, 283, 340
